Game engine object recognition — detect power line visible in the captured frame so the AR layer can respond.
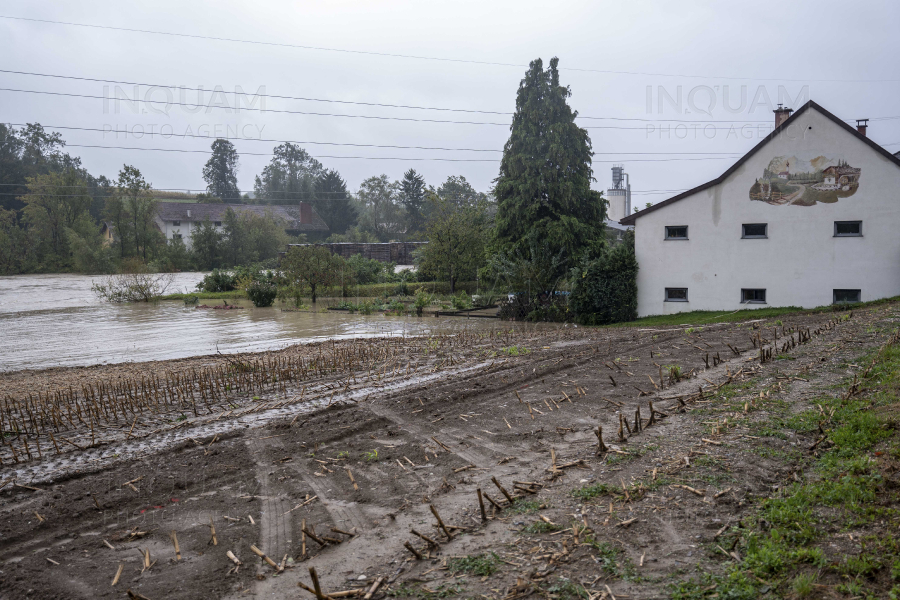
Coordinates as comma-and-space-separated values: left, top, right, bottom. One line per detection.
0, 69, 775, 123
1, 123, 749, 156
0, 86, 792, 129
0, 87, 510, 126
2, 123, 503, 153
2, 14, 899, 83
1, 141, 746, 163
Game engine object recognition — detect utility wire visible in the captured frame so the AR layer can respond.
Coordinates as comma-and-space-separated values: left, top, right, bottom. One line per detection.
0, 69, 776, 123
2, 15, 899, 83
0, 87, 786, 130
14, 142, 746, 163
0, 123, 749, 155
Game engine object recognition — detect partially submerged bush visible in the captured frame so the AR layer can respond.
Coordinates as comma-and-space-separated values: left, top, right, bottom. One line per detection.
247, 280, 277, 307
92, 271, 174, 302
196, 269, 237, 293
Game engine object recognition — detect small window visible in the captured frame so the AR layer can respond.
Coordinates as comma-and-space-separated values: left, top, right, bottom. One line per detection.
665, 288, 688, 302
665, 225, 688, 240
172, 233, 182, 240
172, 220, 181, 226
742, 223, 767, 238
833, 289, 861, 304
214, 221, 222, 227
741, 289, 767, 304
834, 221, 862, 237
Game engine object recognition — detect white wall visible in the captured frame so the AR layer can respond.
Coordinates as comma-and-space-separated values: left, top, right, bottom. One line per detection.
156, 218, 225, 251
633, 108, 900, 317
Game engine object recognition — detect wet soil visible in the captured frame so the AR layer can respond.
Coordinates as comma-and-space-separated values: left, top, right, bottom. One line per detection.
1, 306, 893, 599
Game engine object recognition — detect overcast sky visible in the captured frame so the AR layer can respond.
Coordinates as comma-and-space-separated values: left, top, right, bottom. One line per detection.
2, 0, 898, 207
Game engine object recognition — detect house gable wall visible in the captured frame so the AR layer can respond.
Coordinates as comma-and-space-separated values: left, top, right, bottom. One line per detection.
633, 107, 900, 317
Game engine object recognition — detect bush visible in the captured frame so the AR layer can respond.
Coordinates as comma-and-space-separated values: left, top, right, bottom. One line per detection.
247, 280, 277, 307
92, 271, 175, 303
183, 294, 199, 305
570, 238, 638, 325
451, 292, 472, 310
196, 269, 237, 293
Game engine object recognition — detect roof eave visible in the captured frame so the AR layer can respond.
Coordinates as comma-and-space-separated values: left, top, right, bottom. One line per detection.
619, 100, 900, 226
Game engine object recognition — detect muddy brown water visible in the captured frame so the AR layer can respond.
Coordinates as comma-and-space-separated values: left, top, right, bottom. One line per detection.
0, 273, 513, 372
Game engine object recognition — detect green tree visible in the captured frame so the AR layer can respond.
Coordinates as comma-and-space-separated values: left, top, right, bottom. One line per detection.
202, 139, 241, 202
280, 245, 345, 303
492, 57, 607, 273
399, 169, 426, 235
254, 143, 322, 204
192, 218, 224, 270
357, 175, 403, 241
313, 169, 357, 235
418, 183, 489, 293
0, 207, 31, 273
113, 165, 160, 262
21, 171, 95, 269
569, 233, 638, 325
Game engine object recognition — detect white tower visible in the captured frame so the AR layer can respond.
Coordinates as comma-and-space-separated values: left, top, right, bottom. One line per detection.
606, 165, 631, 223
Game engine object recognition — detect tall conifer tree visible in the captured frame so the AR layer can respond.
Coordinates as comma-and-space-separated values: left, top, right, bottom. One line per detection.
492, 57, 606, 272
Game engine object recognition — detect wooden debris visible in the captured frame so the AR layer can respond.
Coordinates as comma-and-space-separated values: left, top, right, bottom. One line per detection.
170, 530, 181, 560
250, 544, 279, 569
111, 563, 124, 586
429, 504, 454, 540
404, 541, 423, 560
491, 476, 515, 504
363, 576, 384, 600
209, 517, 218, 546
346, 468, 359, 491
477, 489, 487, 522
226, 550, 242, 565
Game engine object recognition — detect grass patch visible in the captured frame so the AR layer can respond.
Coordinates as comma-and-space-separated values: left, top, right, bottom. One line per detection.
545, 578, 589, 599
609, 295, 899, 329
670, 333, 900, 599
447, 552, 501, 577
523, 520, 563, 534
161, 290, 247, 301
571, 482, 618, 502
584, 536, 637, 580
388, 583, 463, 599
505, 499, 542, 515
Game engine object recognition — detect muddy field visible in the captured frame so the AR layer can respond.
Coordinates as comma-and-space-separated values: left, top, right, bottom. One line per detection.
1, 305, 898, 599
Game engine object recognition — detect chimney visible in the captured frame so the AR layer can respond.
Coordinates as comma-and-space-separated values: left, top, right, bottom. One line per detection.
856, 119, 868, 137
187, 209, 192, 218
773, 103, 793, 128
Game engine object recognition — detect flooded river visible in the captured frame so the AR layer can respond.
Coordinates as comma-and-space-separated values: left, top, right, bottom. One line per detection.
0, 273, 510, 372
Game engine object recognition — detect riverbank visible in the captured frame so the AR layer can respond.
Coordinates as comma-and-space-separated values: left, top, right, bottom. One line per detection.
2, 301, 897, 598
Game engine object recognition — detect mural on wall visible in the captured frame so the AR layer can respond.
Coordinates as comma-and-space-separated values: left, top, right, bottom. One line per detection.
749, 155, 860, 206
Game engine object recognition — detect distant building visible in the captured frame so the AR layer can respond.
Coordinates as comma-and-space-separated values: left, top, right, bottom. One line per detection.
154, 202, 328, 249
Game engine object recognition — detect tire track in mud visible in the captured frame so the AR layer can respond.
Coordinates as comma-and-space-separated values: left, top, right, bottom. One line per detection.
246, 436, 292, 570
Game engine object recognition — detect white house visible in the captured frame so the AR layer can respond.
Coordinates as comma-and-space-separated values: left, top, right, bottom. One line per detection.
619, 100, 900, 317
154, 202, 328, 249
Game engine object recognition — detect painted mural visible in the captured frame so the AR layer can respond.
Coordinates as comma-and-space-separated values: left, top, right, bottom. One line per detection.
749, 155, 860, 206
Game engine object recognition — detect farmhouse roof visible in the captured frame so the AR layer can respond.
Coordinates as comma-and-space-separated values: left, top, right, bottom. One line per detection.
155, 202, 328, 231
620, 100, 900, 226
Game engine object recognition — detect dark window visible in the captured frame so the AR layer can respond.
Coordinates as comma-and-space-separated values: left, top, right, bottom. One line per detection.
214, 221, 222, 227
172, 220, 181, 226
742, 223, 768, 238
833, 289, 861, 304
665, 288, 688, 302
665, 225, 688, 240
834, 221, 862, 237
741, 289, 767, 304
172, 233, 182, 240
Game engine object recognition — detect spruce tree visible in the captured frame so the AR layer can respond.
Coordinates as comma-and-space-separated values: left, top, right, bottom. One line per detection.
202, 139, 241, 202
492, 57, 606, 272
313, 169, 358, 235
399, 169, 426, 234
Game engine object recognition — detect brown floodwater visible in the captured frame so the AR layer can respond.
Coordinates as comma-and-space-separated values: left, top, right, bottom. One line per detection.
0, 273, 522, 372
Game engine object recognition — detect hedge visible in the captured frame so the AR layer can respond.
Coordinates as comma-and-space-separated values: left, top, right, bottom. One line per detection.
569, 243, 638, 325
